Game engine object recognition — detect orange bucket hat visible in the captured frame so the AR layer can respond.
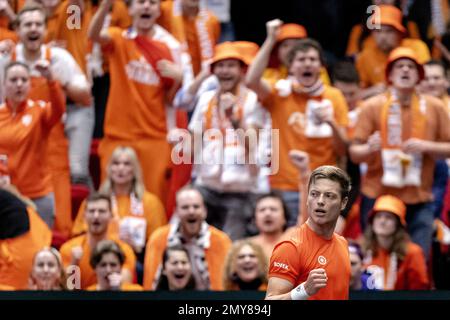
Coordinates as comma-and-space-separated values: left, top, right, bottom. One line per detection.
277, 23, 308, 43
371, 5, 406, 34
210, 41, 247, 69
232, 41, 260, 66
369, 195, 407, 226
268, 23, 307, 68
385, 46, 425, 82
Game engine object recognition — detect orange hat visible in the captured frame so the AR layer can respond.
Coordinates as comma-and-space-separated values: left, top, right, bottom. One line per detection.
232, 41, 260, 66
371, 5, 406, 34
210, 41, 247, 68
268, 23, 307, 68
369, 195, 407, 226
385, 46, 425, 82
277, 23, 308, 43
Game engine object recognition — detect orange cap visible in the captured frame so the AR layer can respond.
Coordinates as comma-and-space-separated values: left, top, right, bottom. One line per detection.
372, 5, 406, 34
277, 23, 308, 42
232, 41, 260, 66
369, 195, 407, 226
210, 42, 247, 68
385, 46, 424, 82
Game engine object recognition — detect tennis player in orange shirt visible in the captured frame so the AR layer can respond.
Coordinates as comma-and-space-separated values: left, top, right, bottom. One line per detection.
266, 165, 351, 300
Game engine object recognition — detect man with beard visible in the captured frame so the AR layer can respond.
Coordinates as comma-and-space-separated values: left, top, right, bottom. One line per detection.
143, 185, 231, 290
266, 165, 351, 300
88, 0, 193, 204
349, 47, 450, 259
59, 193, 136, 289
246, 19, 349, 228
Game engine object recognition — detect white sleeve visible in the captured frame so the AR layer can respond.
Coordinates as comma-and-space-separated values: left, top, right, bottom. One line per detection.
173, 75, 219, 111
243, 92, 266, 128
50, 48, 90, 89
0, 54, 10, 103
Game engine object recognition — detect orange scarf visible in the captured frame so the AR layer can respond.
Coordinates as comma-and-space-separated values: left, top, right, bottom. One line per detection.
380, 90, 427, 148
380, 90, 427, 187
170, 0, 215, 67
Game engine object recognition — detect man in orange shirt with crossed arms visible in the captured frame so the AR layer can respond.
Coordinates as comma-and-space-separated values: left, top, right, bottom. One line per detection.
266, 165, 351, 300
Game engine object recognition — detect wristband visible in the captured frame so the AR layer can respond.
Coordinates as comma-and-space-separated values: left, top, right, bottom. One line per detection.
290, 282, 310, 300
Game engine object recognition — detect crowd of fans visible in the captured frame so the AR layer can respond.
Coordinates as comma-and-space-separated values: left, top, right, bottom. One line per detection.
1, 0, 450, 293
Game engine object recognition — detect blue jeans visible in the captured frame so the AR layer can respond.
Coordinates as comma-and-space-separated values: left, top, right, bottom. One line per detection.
65, 104, 95, 182
431, 159, 448, 219
32, 192, 55, 228
360, 194, 434, 258
274, 189, 299, 228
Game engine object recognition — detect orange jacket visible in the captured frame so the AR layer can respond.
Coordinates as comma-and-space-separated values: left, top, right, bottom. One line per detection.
0, 81, 65, 198
0, 207, 52, 289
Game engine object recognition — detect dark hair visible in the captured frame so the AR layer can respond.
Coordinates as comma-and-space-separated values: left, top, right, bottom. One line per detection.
4, 61, 30, 80
254, 191, 290, 231
348, 240, 364, 261
85, 192, 112, 211
332, 60, 360, 84
362, 220, 409, 260
90, 240, 125, 269
16, 3, 47, 27
424, 59, 447, 75
308, 165, 351, 200
155, 245, 196, 290
287, 38, 324, 66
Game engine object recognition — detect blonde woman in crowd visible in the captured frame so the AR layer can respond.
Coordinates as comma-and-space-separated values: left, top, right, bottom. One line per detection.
28, 247, 67, 290
223, 240, 267, 291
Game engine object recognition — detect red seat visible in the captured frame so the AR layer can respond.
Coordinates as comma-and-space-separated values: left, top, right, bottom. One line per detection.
90, 139, 101, 190
71, 184, 90, 221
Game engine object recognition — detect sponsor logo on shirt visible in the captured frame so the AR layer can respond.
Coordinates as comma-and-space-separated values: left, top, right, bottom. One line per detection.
125, 57, 160, 86
273, 262, 289, 270
318, 255, 327, 265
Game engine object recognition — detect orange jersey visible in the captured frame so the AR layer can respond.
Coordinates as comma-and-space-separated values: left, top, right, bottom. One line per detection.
71, 191, 167, 240
59, 234, 136, 289
0, 82, 65, 198
262, 83, 349, 191
353, 93, 450, 204
103, 26, 180, 140
0, 207, 52, 289
46, 1, 93, 75
269, 223, 350, 300
158, 0, 220, 75
356, 38, 430, 88
364, 243, 429, 290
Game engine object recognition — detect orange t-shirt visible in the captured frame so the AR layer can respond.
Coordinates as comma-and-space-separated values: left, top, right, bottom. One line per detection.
262, 83, 349, 191
71, 191, 167, 240
364, 242, 429, 290
59, 234, 136, 289
0, 82, 66, 198
268, 223, 350, 300
46, 1, 93, 75
353, 93, 450, 204
0, 207, 52, 289
158, 1, 220, 75
86, 283, 144, 291
103, 27, 176, 140
356, 38, 431, 88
